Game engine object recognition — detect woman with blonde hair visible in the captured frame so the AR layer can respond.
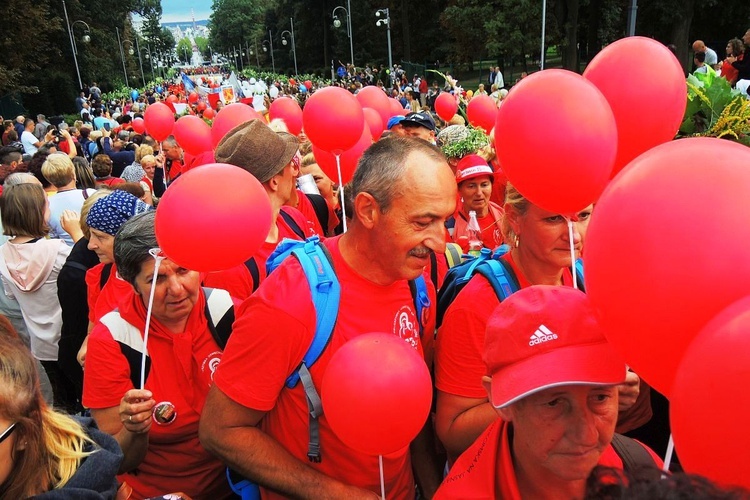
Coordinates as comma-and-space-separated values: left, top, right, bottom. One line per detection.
0, 326, 122, 498
121, 144, 154, 183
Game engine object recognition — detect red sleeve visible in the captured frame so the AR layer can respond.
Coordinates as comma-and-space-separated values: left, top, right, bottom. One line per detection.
203, 264, 256, 302
82, 322, 133, 409
85, 264, 104, 324
212, 260, 316, 411
435, 275, 500, 398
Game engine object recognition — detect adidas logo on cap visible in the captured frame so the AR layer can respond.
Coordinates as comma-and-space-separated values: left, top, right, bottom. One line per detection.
529, 324, 558, 346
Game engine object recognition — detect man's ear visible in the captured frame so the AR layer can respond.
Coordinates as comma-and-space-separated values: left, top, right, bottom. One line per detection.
267, 174, 281, 193
353, 192, 379, 229
483, 375, 513, 422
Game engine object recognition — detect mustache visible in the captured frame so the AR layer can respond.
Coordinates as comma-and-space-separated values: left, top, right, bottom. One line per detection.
409, 247, 433, 258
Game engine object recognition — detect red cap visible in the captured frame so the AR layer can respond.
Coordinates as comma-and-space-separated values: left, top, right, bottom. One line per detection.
483, 285, 626, 408
455, 154, 493, 184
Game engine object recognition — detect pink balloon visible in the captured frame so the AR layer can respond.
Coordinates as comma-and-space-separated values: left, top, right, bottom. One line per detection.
173, 115, 213, 156
144, 102, 175, 142
302, 87, 364, 153
322, 333, 433, 456
435, 92, 457, 122
362, 107, 384, 141
357, 86, 392, 130
313, 125, 372, 186
585, 138, 750, 395
388, 97, 405, 117
155, 163, 273, 272
466, 94, 497, 132
269, 97, 303, 136
211, 103, 264, 147
494, 69, 616, 214
131, 117, 146, 134
584, 36, 686, 177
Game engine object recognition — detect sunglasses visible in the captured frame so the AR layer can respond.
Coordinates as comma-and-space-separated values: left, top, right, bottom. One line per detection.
0, 422, 16, 444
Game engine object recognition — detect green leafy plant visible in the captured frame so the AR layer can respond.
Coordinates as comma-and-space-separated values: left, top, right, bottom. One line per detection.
679, 74, 750, 146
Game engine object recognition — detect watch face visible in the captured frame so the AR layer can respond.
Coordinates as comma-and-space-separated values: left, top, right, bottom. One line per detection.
152, 401, 177, 425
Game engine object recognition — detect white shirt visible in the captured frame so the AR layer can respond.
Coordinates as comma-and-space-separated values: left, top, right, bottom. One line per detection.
704, 47, 718, 66
21, 130, 39, 155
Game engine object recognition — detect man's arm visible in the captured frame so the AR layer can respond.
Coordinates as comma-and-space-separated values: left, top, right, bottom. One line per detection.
435, 390, 498, 464
199, 385, 378, 500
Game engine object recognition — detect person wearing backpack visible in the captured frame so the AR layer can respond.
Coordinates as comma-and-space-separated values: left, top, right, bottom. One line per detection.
200, 137, 457, 499
434, 286, 662, 499
434, 184, 647, 465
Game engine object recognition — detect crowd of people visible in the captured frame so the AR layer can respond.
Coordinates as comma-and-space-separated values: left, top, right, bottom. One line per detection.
1, 32, 749, 500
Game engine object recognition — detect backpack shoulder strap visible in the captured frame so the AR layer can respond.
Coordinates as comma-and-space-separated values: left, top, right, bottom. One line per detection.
203, 287, 235, 349
279, 209, 306, 239
428, 252, 439, 293
243, 257, 261, 293
611, 434, 659, 474
574, 258, 585, 292
444, 242, 463, 269
100, 310, 150, 389
473, 258, 521, 303
408, 275, 430, 338
305, 193, 329, 234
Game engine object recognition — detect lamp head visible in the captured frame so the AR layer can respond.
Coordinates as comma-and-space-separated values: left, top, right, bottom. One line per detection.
333, 18, 341, 28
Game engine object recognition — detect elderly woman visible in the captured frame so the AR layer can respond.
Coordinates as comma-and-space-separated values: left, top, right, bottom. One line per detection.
448, 154, 504, 252
83, 211, 233, 498
138, 154, 157, 206
0, 330, 122, 498
435, 184, 647, 464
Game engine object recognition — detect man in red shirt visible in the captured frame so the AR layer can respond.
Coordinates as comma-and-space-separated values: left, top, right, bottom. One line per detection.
203, 119, 316, 299
435, 286, 661, 499
200, 137, 457, 498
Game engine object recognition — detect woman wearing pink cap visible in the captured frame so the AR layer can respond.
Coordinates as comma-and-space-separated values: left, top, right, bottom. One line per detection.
448, 154, 504, 252
435, 286, 661, 499
434, 184, 647, 465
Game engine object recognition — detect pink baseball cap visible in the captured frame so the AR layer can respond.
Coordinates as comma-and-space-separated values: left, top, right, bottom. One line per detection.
455, 154, 493, 184
483, 285, 626, 408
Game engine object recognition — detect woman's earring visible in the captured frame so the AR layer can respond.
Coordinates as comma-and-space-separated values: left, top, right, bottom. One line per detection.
514, 235, 520, 248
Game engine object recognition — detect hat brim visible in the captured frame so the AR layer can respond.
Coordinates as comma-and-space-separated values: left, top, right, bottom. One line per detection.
275, 133, 300, 177
489, 341, 626, 408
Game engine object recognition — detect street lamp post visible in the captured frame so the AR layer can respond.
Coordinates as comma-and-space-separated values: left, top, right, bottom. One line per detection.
252, 38, 260, 66
116, 27, 130, 87
135, 36, 146, 87
332, 5, 354, 68
267, 31, 275, 73
281, 18, 298, 75
376, 8, 392, 83
62, 0, 86, 90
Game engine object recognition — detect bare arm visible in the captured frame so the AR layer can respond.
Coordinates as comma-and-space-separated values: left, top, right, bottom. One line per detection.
435, 390, 498, 465
199, 385, 378, 500
60, 210, 83, 242
90, 389, 155, 473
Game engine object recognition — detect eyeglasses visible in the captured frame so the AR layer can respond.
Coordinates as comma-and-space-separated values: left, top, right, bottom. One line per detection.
0, 422, 16, 444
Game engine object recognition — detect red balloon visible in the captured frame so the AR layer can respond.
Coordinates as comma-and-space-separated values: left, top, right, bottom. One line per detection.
182, 150, 215, 172
322, 333, 433, 456
362, 107, 384, 141
304, 80, 312, 89
303, 87, 364, 153
357, 86, 392, 129
585, 138, 750, 395
211, 103, 263, 147
196, 101, 207, 112
466, 94, 497, 132
435, 92, 458, 122
388, 97, 406, 117
172, 115, 212, 156
269, 97, 303, 136
671, 297, 750, 489
166, 94, 179, 103
188, 92, 199, 103
202, 108, 215, 120
313, 125, 372, 185
584, 36, 686, 177
289, 78, 296, 86
494, 69, 616, 214
143, 102, 175, 142
155, 163, 273, 272
131, 117, 146, 134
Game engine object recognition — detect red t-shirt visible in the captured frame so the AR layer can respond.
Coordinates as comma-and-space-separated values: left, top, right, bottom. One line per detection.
213, 235, 436, 499
86, 263, 136, 324
96, 177, 126, 187
294, 189, 325, 236
82, 290, 232, 499
435, 252, 573, 398
202, 207, 317, 300
476, 212, 503, 250
434, 419, 663, 499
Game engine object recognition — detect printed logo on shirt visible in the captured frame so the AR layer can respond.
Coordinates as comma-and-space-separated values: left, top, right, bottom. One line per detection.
201, 351, 222, 382
393, 305, 419, 349
529, 324, 558, 346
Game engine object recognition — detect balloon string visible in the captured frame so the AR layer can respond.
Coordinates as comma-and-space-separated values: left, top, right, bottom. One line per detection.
141, 249, 165, 390
567, 218, 577, 290
336, 154, 348, 233
379, 454, 386, 500
663, 434, 675, 474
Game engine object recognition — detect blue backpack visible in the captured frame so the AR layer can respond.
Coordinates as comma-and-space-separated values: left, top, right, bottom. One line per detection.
226, 236, 430, 499
436, 245, 585, 329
